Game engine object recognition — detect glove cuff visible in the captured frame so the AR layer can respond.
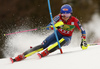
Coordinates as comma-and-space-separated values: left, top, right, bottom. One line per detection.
82, 39, 86, 41
81, 36, 86, 42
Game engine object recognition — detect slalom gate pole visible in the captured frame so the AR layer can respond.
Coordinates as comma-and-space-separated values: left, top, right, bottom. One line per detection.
47, 0, 63, 54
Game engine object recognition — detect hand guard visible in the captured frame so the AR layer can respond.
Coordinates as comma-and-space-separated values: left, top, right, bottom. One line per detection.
47, 21, 64, 30
56, 25, 64, 29
80, 39, 88, 50
50, 24, 64, 30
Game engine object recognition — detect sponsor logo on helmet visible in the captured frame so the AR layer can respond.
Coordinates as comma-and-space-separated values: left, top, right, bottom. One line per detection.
63, 8, 68, 11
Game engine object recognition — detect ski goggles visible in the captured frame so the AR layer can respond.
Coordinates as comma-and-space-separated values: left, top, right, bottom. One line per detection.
61, 13, 71, 17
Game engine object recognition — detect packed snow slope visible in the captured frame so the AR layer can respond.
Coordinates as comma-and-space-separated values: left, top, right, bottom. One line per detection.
1, 45, 100, 69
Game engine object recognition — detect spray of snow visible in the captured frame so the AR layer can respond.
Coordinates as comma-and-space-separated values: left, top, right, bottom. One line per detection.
4, 28, 52, 57
4, 13, 100, 58
84, 13, 100, 42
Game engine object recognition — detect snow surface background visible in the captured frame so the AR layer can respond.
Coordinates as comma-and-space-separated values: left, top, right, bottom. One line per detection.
0, 13, 100, 69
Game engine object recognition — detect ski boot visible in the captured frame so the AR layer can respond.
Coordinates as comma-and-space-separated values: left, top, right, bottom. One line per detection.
37, 49, 49, 59
10, 58, 16, 63
10, 54, 26, 63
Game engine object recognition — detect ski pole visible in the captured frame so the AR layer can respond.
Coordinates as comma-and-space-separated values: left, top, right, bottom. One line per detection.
4, 26, 51, 36
4, 21, 64, 36
88, 43, 100, 46
4, 28, 37, 36
47, 0, 63, 54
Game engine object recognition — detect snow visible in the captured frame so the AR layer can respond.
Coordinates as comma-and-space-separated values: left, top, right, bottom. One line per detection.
1, 45, 100, 69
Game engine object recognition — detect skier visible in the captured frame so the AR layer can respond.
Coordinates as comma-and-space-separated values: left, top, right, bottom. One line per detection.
10, 4, 88, 63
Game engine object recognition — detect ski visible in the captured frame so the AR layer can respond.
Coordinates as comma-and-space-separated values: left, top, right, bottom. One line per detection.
10, 58, 14, 63
10, 58, 16, 63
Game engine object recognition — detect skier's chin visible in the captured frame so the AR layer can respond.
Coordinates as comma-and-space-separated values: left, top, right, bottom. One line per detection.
62, 17, 69, 21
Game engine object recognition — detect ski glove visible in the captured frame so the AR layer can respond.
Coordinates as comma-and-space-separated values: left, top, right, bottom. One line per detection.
81, 39, 88, 50
47, 21, 64, 30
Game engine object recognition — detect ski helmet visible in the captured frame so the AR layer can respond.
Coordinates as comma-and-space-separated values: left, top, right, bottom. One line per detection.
60, 4, 72, 14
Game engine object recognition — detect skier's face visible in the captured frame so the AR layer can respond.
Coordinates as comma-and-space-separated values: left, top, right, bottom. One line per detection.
61, 13, 71, 21
61, 13, 71, 18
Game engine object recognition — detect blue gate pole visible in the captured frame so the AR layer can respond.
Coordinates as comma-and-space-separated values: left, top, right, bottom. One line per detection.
47, 0, 63, 54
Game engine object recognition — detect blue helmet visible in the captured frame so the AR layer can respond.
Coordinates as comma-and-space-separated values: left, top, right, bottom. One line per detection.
60, 4, 72, 14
